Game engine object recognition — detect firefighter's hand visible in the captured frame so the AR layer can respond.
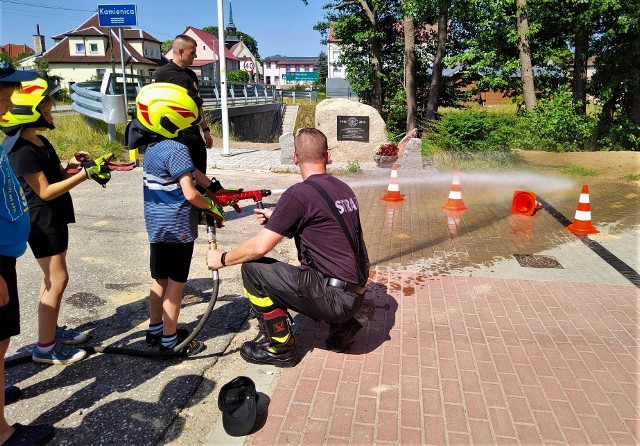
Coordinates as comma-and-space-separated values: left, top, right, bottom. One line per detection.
207, 248, 225, 270
203, 131, 213, 149
254, 208, 273, 226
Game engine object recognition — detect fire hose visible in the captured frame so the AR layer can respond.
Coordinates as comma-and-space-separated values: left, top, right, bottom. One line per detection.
4, 189, 272, 367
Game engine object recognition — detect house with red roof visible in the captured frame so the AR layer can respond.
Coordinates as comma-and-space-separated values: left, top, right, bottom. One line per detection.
21, 14, 166, 90
164, 26, 240, 82
1, 43, 35, 60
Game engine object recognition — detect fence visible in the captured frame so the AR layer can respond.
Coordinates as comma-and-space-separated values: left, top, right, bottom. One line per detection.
277, 90, 318, 104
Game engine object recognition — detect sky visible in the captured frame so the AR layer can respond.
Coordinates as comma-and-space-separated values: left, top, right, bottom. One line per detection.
0, 0, 328, 58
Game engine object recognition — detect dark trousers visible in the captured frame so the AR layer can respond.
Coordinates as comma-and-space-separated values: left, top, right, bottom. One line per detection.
178, 126, 207, 175
241, 258, 364, 324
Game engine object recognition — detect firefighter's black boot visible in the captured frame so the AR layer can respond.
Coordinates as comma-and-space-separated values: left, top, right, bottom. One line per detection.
325, 317, 363, 352
240, 307, 297, 367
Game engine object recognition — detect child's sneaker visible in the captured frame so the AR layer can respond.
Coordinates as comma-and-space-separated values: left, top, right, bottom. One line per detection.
55, 325, 88, 345
32, 342, 87, 365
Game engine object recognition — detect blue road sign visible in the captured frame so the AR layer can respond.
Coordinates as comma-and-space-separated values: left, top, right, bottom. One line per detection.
98, 4, 138, 27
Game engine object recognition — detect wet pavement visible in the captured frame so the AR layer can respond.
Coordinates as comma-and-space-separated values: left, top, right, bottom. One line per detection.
4, 147, 639, 445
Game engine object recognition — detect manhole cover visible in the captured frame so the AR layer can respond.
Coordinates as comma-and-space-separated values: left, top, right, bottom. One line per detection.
513, 254, 564, 269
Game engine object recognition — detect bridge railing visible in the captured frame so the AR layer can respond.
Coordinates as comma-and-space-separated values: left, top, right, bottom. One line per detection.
71, 72, 280, 141
277, 89, 318, 104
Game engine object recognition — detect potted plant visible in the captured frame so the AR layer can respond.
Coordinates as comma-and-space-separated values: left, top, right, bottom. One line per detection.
374, 143, 399, 166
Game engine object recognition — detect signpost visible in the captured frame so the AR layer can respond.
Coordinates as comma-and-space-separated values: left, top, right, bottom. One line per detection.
98, 4, 137, 112
284, 71, 319, 82
242, 60, 255, 72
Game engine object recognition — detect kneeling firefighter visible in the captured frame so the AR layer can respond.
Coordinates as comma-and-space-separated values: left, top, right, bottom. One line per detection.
206, 128, 369, 367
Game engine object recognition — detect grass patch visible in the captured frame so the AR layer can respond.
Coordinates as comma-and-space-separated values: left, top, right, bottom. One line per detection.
345, 160, 360, 173
563, 165, 600, 177
47, 113, 128, 160
625, 173, 640, 181
288, 98, 317, 133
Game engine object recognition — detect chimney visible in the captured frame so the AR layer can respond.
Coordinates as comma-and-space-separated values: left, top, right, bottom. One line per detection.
33, 24, 46, 54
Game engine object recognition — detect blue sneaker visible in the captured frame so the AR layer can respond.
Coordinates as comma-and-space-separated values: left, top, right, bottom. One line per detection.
55, 325, 88, 345
32, 342, 87, 365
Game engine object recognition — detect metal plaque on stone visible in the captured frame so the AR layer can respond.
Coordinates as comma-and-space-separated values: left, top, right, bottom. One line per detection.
337, 116, 370, 142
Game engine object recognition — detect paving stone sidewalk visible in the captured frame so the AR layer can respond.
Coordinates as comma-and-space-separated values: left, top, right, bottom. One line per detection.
203, 156, 639, 445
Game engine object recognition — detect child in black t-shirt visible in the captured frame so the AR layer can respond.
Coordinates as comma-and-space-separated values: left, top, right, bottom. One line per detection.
3, 78, 109, 365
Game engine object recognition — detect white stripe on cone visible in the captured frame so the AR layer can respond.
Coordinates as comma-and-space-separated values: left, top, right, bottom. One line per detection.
579, 193, 590, 203
574, 210, 592, 221
449, 191, 462, 199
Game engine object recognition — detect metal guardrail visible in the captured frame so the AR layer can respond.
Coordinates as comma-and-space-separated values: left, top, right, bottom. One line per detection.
71, 82, 126, 142
70, 72, 280, 141
277, 90, 318, 104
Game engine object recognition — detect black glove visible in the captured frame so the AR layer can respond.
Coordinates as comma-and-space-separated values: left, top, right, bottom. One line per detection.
207, 177, 223, 194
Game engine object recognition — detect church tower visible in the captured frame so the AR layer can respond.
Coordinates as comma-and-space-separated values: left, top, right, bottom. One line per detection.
224, 0, 240, 50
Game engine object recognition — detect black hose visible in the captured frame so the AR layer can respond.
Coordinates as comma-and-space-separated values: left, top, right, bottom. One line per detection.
5, 221, 221, 368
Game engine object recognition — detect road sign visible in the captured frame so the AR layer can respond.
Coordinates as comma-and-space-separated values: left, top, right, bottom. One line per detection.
284, 71, 319, 82
243, 60, 255, 72
98, 4, 138, 27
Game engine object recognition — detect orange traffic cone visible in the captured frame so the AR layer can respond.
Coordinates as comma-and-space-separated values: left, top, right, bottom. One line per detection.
512, 190, 543, 216
380, 163, 405, 202
442, 170, 467, 212
566, 184, 599, 235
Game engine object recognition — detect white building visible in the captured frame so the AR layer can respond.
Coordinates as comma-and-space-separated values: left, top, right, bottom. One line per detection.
327, 24, 346, 79
262, 56, 318, 88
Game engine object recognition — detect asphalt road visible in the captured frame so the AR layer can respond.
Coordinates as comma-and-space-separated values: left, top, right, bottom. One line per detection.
5, 166, 301, 446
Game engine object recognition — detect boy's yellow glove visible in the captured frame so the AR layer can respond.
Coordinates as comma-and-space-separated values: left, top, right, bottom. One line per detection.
82, 152, 112, 187
203, 197, 226, 228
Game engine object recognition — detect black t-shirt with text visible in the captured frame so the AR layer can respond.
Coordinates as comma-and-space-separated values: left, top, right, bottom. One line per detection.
8, 135, 75, 234
265, 173, 369, 285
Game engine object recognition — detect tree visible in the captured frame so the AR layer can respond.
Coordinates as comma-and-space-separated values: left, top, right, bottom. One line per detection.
402, 1, 418, 132
312, 1, 401, 113
315, 51, 328, 91
515, 0, 537, 110
425, 2, 450, 123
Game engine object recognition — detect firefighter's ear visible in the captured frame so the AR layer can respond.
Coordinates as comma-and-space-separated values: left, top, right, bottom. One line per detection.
293, 151, 299, 165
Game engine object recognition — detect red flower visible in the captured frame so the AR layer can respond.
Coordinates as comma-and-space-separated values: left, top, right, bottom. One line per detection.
375, 143, 399, 157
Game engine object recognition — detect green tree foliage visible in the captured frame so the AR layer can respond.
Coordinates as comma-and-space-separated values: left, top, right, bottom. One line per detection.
589, 0, 640, 149
161, 39, 173, 53
227, 70, 249, 83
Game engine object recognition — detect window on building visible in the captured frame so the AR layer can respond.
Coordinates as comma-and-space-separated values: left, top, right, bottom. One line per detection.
333, 50, 341, 60
96, 68, 106, 80
266, 76, 271, 85
296, 65, 301, 71
274, 76, 279, 83
75, 43, 85, 53
286, 65, 291, 71
305, 66, 310, 72
89, 43, 98, 53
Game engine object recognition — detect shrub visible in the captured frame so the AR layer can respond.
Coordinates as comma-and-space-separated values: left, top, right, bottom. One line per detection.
427, 108, 517, 153
515, 89, 596, 152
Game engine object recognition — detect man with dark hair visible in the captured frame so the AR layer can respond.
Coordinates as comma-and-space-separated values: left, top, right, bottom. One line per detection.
207, 128, 369, 367
152, 34, 212, 175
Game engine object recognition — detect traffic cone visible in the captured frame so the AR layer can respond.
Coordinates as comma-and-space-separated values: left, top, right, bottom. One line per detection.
566, 184, 599, 235
441, 170, 467, 212
380, 163, 405, 202
511, 190, 543, 216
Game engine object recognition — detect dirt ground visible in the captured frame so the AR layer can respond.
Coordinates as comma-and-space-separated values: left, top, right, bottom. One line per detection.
515, 149, 640, 181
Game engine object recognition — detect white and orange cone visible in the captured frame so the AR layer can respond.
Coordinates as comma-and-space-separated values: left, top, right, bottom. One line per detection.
442, 170, 467, 212
380, 163, 405, 202
566, 184, 599, 235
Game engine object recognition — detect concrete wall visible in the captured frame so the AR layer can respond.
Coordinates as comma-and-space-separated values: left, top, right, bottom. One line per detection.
204, 103, 282, 143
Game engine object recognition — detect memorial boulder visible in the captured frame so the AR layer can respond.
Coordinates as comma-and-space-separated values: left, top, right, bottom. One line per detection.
315, 99, 387, 162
